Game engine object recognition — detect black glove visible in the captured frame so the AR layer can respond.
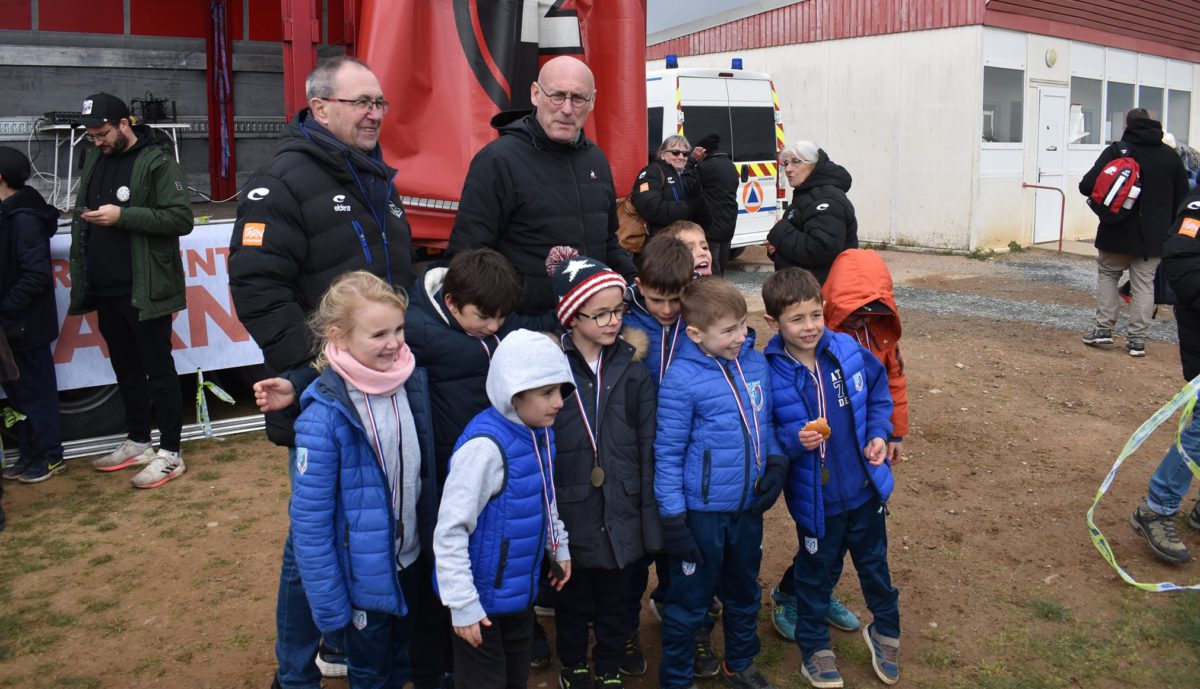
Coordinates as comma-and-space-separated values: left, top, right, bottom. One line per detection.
753, 455, 788, 515
661, 515, 704, 565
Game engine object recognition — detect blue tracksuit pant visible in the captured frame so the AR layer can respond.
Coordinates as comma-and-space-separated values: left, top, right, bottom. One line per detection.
791, 495, 900, 658
659, 510, 762, 689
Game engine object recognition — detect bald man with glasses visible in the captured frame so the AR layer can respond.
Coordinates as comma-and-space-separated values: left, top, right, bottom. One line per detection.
449, 55, 636, 316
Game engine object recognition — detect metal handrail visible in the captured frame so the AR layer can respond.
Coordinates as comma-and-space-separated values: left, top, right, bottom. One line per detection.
1022, 182, 1067, 255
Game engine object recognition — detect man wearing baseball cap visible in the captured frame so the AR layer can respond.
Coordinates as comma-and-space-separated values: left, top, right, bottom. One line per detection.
68, 92, 193, 489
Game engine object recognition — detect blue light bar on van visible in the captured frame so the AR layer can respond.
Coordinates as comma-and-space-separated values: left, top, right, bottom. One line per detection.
666, 53, 679, 68
732, 58, 743, 70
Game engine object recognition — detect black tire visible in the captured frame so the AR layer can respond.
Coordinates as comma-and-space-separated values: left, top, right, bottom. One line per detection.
59, 384, 126, 441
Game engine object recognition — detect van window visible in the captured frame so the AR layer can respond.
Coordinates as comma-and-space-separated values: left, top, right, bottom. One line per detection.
680, 106, 732, 156
647, 107, 664, 159
730, 107, 776, 161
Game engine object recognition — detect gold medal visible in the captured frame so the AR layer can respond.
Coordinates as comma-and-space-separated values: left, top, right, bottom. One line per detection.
821, 466, 830, 485
590, 465, 605, 487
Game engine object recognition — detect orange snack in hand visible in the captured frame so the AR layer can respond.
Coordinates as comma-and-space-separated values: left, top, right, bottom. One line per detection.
803, 417, 831, 440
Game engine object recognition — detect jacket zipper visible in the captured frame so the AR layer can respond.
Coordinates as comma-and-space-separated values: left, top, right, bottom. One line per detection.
494, 539, 510, 588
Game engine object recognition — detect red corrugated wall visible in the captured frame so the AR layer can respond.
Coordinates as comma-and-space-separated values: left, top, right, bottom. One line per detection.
984, 0, 1200, 63
646, 0, 984, 59
647, 0, 1200, 64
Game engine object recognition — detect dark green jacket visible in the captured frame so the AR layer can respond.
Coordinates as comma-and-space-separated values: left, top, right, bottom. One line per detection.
69, 131, 192, 320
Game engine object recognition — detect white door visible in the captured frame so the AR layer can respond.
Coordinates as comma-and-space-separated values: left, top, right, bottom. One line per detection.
1034, 88, 1068, 244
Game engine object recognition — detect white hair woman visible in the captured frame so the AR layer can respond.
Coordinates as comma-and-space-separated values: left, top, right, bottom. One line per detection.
766, 140, 859, 283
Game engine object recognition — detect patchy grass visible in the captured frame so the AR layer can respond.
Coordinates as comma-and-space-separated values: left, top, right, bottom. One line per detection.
1028, 596, 1069, 622
1008, 240, 1027, 253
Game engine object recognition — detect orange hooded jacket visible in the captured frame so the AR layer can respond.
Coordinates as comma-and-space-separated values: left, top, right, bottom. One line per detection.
822, 249, 909, 439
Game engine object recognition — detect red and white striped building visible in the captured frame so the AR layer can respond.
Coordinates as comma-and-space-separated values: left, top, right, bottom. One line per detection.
647, 0, 1199, 250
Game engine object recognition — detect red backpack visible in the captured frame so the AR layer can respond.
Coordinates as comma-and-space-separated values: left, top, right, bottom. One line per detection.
1087, 145, 1141, 223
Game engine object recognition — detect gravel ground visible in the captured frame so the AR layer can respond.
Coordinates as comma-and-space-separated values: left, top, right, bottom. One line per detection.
724, 250, 1179, 344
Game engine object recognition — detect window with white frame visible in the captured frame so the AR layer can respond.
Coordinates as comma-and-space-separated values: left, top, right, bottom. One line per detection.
1106, 81, 1134, 143
1168, 90, 1191, 145
1070, 77, 1102, 145
983, 67, 1024, 143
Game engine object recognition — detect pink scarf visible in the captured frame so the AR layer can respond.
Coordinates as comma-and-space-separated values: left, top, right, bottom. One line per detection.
324, 341, 416, 395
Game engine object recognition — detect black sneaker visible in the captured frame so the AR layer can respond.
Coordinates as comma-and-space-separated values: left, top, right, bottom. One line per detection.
719, 662, 776, 689
619, 630, 647, 675
594, 672, 623, 688
315, 640, 347, 678
1130, 502, 1190, 564
17, 459, 65, 484
2, 456, 31, 481
559, 663, 592, 689
1082, 328, 1114, 345
693, 630, 720, 678
1127, 340, 1146, 357
531, 620, 552, 669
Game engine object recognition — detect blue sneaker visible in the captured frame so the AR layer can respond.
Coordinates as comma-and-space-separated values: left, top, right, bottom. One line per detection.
863, 623, 900, 685
770, 586, 796, 641
826, 595, 860, 631
800, 650, 843, 688
18, 459, 65, 484
315, 640, 347, 678
3, 457, 32, 481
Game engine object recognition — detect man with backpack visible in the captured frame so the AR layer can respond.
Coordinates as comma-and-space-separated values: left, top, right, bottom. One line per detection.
1080, 108, 1189, 357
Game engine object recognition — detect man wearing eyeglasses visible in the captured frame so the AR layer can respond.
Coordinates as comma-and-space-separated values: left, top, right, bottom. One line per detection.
228, 55, 418, 689
449, 55, 636, 316
67, 92, 192, 489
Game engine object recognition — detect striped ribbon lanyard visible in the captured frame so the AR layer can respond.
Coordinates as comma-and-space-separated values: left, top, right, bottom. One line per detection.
530, 428, 561, 555
363, 393, 403, 519
807, 361, 828, 462
659, 320, 683, 383
479, 333, 501, 360
716, 358, 763, 473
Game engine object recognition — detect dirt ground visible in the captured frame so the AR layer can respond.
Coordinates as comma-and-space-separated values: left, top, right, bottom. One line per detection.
3, 248, 1200, 689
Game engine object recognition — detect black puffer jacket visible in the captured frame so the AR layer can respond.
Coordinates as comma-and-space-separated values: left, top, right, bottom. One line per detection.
1080, 118, 1189, 258
229, 110, 415, 446
552, 329, 662, 570
448, 113, 637, 314
1, 186, 59, 350
630, 158, 704, 237
405, 262, 557, 483
767, 149, 859, 283
693, 153, 739, 244
1160, 188, 1200, 380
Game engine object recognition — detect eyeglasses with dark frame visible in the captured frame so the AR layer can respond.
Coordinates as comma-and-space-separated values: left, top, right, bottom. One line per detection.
319, 97, 391, 114
663, 149, 691, 156
535, 82, 594, 108
575, 303, 628, 327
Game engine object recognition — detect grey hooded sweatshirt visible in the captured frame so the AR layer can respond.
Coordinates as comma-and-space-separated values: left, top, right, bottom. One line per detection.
434, 329, 575, 627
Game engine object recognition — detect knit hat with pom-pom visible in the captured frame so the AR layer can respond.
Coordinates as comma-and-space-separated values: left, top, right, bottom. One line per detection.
545, 246, 628, 327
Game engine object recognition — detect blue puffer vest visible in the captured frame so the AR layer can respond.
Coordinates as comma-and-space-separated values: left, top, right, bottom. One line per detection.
452, 406, 553, 615
623, 283, 687, 386
765, 330, 894, 538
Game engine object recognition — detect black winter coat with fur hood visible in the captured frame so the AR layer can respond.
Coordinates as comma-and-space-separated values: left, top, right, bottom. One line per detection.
551, 327, 663, 569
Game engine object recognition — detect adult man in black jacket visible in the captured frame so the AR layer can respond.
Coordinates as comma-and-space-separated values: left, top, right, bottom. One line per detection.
1130, 188, 1200, 563
227, 55, 414, 689
449, 56, 636, 314
0, 146, 63, 485
1080, 109, 1189, 357
690, 134, 739, 275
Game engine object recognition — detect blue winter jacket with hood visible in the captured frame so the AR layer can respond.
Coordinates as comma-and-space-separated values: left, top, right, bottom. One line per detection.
654, 328, 783, 516
291, 366, 437, 634
765, 329, 894, 538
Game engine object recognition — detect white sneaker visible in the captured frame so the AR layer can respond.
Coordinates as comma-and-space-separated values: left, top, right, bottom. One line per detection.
92, 439, 154, 472
131, 450, 186, 489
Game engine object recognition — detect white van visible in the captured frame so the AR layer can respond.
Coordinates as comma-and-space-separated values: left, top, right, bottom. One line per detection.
645, 58, 786, 253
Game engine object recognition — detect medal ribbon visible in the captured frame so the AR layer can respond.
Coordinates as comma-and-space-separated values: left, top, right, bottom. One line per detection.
716, 358, 763, 472
531, 428, 561, 554
807, 361, 828, 462
659, 320, 682, 382
479, 334, 501, 360
363, 392, 403, 520
562, 333, 605, 475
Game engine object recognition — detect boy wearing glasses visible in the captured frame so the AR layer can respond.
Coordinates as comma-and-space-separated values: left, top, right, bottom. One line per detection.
544, 247, 661, 689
